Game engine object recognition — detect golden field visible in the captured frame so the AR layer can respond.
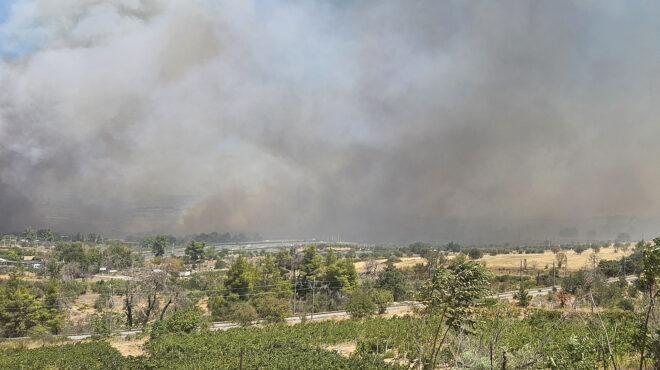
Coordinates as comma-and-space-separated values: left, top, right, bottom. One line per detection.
478, 246, 632, 274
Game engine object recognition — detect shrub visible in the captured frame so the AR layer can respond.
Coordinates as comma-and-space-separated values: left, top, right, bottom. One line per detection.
370, 289, 394, 314
513, 285, 531, 307
252, 296, 290, 324
228, 302, 258, 327
617, 298, 634, 311
468, 248, 483, 260
152, 307, 205, 338
345, 292, 376, 319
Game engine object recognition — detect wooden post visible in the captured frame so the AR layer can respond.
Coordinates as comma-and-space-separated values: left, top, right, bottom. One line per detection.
240, 347, 244, 370
311, 276, 316, 320
553, 261, 556, 289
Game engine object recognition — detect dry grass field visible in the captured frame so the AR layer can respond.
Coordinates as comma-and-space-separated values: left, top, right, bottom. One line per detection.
479, 246, 632, 274
355, 246, 632, 276
110, 336, 146, 357
354, 256, 425, 275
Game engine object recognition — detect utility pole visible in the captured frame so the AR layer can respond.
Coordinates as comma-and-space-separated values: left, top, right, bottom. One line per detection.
622, 255, 626, 277
109, 285, 114, 333
292, 268, 297, 314
519, 259, 523, 286
552, 261, 556, 289
310, 277, 316, 320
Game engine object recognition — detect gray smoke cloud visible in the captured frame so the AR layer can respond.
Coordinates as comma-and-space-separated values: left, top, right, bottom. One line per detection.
2, 0, 660, 243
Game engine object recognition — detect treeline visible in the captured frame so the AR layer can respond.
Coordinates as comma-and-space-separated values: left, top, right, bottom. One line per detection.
1, 227, 106, 246
129, 231, 262, 248
363, 240, 633, 260
207, 245, 363, 323
0, 270, 65, 337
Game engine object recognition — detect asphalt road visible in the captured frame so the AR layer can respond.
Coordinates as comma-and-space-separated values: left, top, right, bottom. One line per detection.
490, 275, 638, 300
22, 275, 641, 341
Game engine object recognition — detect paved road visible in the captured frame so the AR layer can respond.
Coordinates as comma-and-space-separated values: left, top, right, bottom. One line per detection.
91, 274, 138, 281
210, 301, 421, 331
16, 276, 641, 341
490, 275, 638, 300
61, 302, 421, 340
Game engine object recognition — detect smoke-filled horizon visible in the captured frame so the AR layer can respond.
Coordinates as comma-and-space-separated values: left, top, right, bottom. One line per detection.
1, 0, 660, 243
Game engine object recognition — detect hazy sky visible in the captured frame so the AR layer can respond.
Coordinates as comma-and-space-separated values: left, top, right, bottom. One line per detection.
1, 0, 660, 243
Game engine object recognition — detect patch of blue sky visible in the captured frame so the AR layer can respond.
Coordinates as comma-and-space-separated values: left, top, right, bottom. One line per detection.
0, 0, 43, 58
0, 0, 15, 24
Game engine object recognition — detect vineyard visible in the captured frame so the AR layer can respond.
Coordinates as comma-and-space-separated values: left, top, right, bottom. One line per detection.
0, 342, 130, 369
0, 308, 642, 369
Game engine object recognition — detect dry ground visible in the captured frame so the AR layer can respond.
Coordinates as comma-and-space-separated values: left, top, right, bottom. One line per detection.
0, 337, 71, 350
0, 336, 146, 357
479, 246, 632, 274
0, 271, 46, 281
326, 342, 356, 357
110, 336, 146, 357
355, 246, 631, 276
197, 296, 210, 315
355, 256, 426, 275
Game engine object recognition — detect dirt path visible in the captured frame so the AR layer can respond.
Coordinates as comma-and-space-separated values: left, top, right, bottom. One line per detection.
109, 337, 146, 357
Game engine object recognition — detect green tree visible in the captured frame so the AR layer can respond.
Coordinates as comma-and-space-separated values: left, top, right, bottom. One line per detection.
299, 245, 322, 293
467, 248, 483, 260
598, 259, 621, 277
252, 296, 290, 324
325, 259, 358, 292
41, 279, 65, 334
422, 249, 445, 276
56, 242, 87, 266
513, 284, 531, 307
376, 262, 408, 301
102, 244, 134, 270
370, 289, 394, 314
152, 235, 168, 257
419, 260, 492, 368
409, 242, 432, 255
257, 255, 290, 298
37, 229, 55, 243
325, 248, 338, 266
556, 252, 568, 270
7, 249, 19, 262
638, 238, 660, 369
224, 256, 254, 300
562, 269, 589, 294
185, 240, 205, 265
345, 291, 376, 319
152, 307, 204, 339
139, 236, 155, 250
0, 272, 41, 337
228, 301, 258, 327
22, 226, 37, 243
274, 250, 292, 279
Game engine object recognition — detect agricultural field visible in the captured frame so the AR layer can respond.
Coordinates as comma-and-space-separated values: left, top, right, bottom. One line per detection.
354, 256, 426, 275
480, 246, 633, 273
0, 231, 653, 369
0, 309, 643, 369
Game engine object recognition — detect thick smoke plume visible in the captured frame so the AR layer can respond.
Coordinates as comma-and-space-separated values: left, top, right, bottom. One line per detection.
1, 0, 660, 243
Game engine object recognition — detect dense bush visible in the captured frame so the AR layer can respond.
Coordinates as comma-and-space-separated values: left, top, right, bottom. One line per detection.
151, 307, 205, 339
228, 301, 258, 326
345, 291, 376, 318
2, 310, 644, 369
252, 296, 291, 323
0, 341, 130, 369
